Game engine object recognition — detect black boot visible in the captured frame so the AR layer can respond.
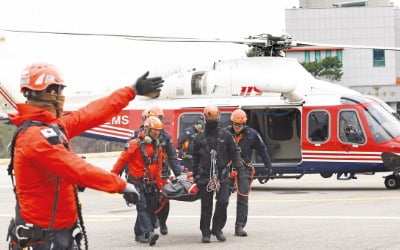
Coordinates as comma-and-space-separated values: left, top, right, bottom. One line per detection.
212, 230, 226, 242
160, 223, 168, 235
201, 234, 211, 243
148, 232, 159, 246
135, 235, 148, 243
235, 227, 248, 237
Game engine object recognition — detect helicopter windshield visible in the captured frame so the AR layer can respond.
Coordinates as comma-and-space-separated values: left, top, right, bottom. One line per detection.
364, 103, 400, 142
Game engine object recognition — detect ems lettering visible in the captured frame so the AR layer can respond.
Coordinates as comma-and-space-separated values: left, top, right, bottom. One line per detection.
110, 115, 129, 125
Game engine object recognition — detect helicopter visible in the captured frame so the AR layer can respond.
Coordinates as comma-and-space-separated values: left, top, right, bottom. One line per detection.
2, 29, 400, 190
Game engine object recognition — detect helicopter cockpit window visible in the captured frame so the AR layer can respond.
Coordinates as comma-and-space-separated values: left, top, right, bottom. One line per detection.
308, 110, 329, 143
364, 104, 400, 143
338, 110, 365, 144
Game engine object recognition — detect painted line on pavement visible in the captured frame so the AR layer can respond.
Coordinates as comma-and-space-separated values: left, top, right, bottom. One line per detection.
249, 196, 400, 202
2, 215, 400, 220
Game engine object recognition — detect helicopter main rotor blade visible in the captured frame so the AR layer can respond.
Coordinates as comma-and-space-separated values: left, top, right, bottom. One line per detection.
4, 28, 399, 51
0, 28, 269, 46
0, 28, 198, 39
124, 37, 267, 45
295, 40, 400, 51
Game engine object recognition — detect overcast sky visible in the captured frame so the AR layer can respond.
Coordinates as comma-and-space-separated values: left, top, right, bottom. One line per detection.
0, 0, 302, 96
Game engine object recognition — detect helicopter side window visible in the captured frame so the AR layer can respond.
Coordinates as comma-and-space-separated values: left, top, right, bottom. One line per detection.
220, 112, 232, 129
178, 113, 204, 136
308, 110, 329, 143
338, 110, 365, 144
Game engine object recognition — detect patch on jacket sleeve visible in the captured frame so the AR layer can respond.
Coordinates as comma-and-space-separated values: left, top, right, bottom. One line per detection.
40, 128, 61, 145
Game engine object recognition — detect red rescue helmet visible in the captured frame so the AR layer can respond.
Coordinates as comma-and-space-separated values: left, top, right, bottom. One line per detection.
231, 109, 247, 123
20, 63, 65, 92
144, 116, 163, 130
147, 105, 164, 120
141, 108, 149, 121
203, 104, 220, 120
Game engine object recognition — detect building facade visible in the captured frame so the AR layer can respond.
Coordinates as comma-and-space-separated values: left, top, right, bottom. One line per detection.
285, 0, 400, 110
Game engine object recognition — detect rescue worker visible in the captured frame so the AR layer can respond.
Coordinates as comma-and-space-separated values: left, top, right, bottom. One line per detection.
227, 109, 272, 237
6, 63, 162, 249
192, 104, 245, 243
130, 105, 181, 235
111, 116, 164, 246
177, 119, 204, 171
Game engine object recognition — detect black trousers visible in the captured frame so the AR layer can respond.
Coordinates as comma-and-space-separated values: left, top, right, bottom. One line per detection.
199, 182, 230, 236
9, 229, 76, 250
235, 169, 252, 229
235, 194, 248, 228
182, 159, 193, 171
157, 198, 170, 227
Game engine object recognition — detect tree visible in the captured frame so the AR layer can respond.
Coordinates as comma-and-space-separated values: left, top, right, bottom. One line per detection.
301, 56, 343, 82
0, 122, 16, 158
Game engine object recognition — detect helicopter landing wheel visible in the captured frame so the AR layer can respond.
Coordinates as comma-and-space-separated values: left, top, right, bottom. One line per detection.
320, 173, 333, 178
384, 175, 400, 190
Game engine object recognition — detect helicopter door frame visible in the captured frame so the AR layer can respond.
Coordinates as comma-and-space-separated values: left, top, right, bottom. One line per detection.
242, 107, 302, 166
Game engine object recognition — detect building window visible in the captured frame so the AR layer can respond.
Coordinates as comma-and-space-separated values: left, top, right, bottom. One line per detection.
326, 50, 331, 57
305, 51, 310, 63
373, 49, 385, 67
336, 50, 342, 62
315, 50, 321, 62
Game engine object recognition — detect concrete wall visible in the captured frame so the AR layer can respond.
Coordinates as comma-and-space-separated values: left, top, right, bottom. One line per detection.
286, 6, 397, 87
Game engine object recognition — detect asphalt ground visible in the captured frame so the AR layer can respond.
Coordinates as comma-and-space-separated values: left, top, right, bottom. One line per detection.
1, 156, 400, 249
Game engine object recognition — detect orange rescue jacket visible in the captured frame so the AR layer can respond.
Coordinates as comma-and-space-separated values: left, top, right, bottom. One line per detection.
8, 87, 135, 230
112, 139, 163, 189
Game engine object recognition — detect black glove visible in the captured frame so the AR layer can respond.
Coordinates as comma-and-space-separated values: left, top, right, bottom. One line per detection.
258, 167, 269, 177
132, 71, 164, 98
122, 183, 140, 206
257, 167, 272, 184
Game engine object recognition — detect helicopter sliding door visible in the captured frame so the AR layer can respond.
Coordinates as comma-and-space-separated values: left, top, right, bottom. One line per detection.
244, 108, 302, 165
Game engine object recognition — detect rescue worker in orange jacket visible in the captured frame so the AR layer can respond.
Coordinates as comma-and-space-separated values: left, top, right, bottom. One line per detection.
112, 116, 164, 246
6, 63, 162, 250
130, 105, 181, 235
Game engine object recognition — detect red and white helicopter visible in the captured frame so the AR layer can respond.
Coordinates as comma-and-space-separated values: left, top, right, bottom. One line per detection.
2, 30, 400, 189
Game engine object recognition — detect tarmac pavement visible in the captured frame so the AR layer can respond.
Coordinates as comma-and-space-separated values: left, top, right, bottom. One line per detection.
1, 156, 400, 249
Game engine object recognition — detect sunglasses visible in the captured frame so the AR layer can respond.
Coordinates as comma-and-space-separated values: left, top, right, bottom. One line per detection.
233, 123, 245, 127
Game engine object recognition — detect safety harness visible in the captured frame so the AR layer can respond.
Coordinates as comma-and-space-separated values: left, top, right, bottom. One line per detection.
198, 129, 225, 193
230, 132, 255, 197
6, 120, 88, 250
